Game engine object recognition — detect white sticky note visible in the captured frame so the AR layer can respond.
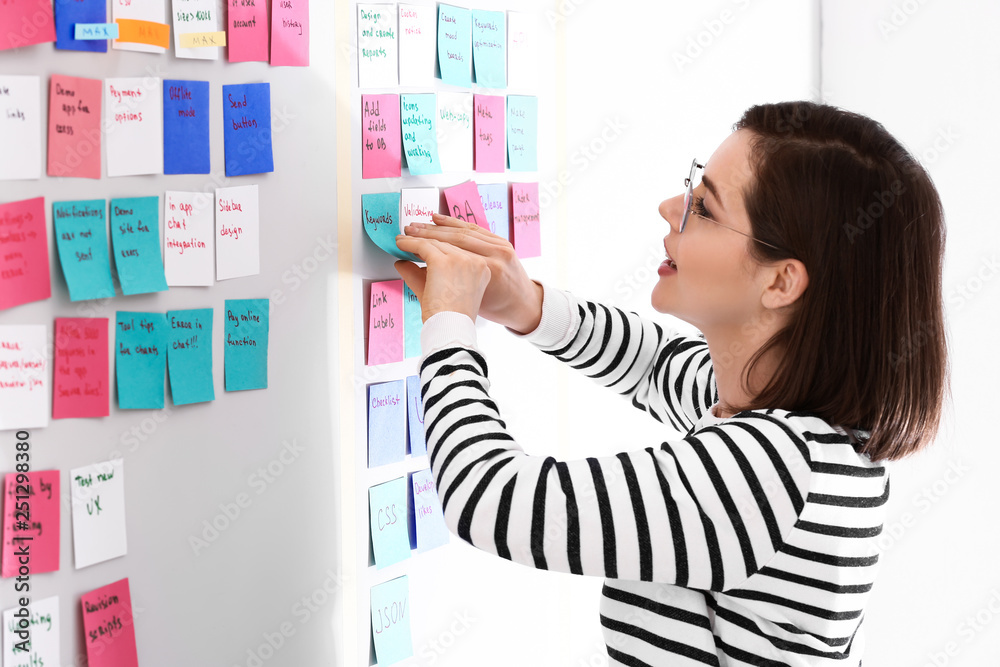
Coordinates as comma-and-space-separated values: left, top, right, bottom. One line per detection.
357, 3, 398, 88
172, 0, 223, 60
215, 185, 260, 280
398, 4, 435, 86
0, 326, 49, 431
436, 92, 473, 172
507, 11, 538, 90
70, 459, 127, 569
0, 76, 41, 181
105, 77, 164, 177
400, 187, 439, 227
165, 191, 215, 286
2, 595, 59, 667
113, 0, 168, 54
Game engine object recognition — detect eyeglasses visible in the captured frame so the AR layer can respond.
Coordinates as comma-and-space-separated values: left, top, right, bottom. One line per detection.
680, 158, 783, 251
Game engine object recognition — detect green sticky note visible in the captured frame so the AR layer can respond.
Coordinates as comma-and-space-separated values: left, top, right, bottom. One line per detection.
437, 4, 472, 87
472, 9, 505, 88
362, 192, 417, 261
369, 477, 411, 569
400, 93, 441, 175
110, 196, 168, 296
370, 576, 413, 665
115, 312, 168, 409
166, 309, 214, 405
53, 199, 116, 301
224, 299, 269, 391
506, 95, 538, 172
403, 282, 422, 359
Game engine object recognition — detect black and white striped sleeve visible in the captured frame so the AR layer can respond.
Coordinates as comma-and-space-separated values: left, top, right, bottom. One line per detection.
506, 281, 718, 432
420, 311, 813, 591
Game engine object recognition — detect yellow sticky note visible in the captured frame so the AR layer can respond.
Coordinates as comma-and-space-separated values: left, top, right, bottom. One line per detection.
179, 31, 227, 48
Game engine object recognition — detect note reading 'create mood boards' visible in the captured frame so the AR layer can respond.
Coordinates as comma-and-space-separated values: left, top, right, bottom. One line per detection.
478, 182, 509, 241
56, 0, 108, 51
371, 576, 413, 665
53, 200, 115, 301
116, 312, 168, 410
471, 9, 505, 88
512, 182, 541, 258
105, 78, 163, 177
403, 283, 421, 359
362, 192, 417, 262
81, 578, 139, 667
110, 197, 169, 296
228, 0, 269, 62
443, 181, 489, 230
368, 279, 403, 366
0, 326, 49, 430
0, 0, 55, 51
368, 379, 405, 468
225, 299, 269, 391
0, 75, 41, 180
165, 191, 215, 286
113, 0, 168, 54
0, 197, 50, 311
401, 93, 441, 175
362, 94, 402, 179
216, 185, 260, 280
405, 375, 425, 457
357, 3, 398, 88
48, 75, 103, 179
172, 0, 223, 60
369, 476, 411, 568
167, 309, 215, 405
474, 94, 505, 173
71, 458, 127, 569
411, 468, 448, 552
507, 12, 538, 90
271, 0, 309, 66
164, 79, 210, 174
507, 95, 538, 171
398, 4, 435, 86
437, 4, 471, 87
2, 470, 59, 577
54, 318, 110, 419
2, 596, 59, 667
436, 92, 472, 171
223, 82, 273, 176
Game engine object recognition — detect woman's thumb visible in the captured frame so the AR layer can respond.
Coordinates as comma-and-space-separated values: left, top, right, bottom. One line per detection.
394, 260, 426, 298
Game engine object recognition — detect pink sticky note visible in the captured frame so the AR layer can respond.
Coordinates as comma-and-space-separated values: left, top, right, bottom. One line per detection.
0, 196, 51, 311
48, 75, 103, 179
0, 0, 56, 51
368, 279, 404, 366
54, 318, 110, 419
2, 471, 60, 578
512, 182, 541, 258
81, 578, 139, 667
228, 0, 269, 62
443, 180, 490, 231
271, 0, 309, 66
474, 94, 505, 173
362, 94, 401, 179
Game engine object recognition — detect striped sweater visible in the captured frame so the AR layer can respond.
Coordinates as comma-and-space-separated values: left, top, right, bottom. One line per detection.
418, 282, 889, 666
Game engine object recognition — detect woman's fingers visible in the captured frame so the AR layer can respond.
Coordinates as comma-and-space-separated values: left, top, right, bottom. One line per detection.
430, 213, 506, 243
402, 223, 509, 258
395, 234, 452, 260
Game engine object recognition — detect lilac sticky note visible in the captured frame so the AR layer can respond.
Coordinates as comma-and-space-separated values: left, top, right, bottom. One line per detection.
411, 468, 448, 552
443, 181, 489, 231
511, 182, 541, 259
478, 182, 509, 241
405, 375, 426, 457
368, 379, 406, 468
362, 94, 402, 179
164, 80, 210, 174
474, 94, 505, 173
368, 279, 404, 365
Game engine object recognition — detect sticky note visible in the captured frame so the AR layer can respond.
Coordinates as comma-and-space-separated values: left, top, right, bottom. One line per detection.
507, 12, 538, 90
70, 459, 127, 569
164, 79, 210, 174
228, 0, 269, 62
113, 0, 168, 54
357, 4, 398, 88
478, 182, 509, 241
54, 318, 110, 419
179, 31, 226, 48
405, 375, 426, 457
110, 197, 168, 296
215, 185, 260, 280
362, 191, 415, 262
443, 181, 489, 230
166, 309, 214, 405
116, 18, 171, 48
472, 10, 505, 88
0, 75, 42, 180
271, 0, 309, 66
2, 596, 59, 667
474, 94, 505, 173
400, 187, 438, 227
80, 578, 139, 667
369, 477, 411, 568
403, 283, 422, 359
0, 196, 50, 310
224, 299, 269, 391
367, 380, 405, 468
105, 77, 163, 177
53, 200, 115, 301
223, 82, 274, 176
400, 93, 441, 176
437, 4, 472, 87
411, 468, 448, 552
2, 470, 59, 577
507, 95, 538, 171
512, 182, 541, 259
436, 92, 472, 172
172, 0, 223, 60
164, 191, 214, 287
367, 280, 404, 366
74, 23, 118, 40
0, 326, 49, 430
370, 576, 413, 665
48, 75, 103, 179
362, 94, 401, 179
398, 4, 436, 86
0, 0, 55, 50
115, 312, 168, 410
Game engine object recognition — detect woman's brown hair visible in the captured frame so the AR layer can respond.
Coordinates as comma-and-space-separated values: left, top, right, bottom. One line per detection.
729, 100, 950, 462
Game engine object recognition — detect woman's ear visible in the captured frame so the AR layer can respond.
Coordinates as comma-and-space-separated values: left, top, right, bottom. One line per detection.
761, 258, 809, 310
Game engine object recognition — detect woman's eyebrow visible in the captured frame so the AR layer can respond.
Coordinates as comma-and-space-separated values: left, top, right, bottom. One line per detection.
702, 174, 725, 212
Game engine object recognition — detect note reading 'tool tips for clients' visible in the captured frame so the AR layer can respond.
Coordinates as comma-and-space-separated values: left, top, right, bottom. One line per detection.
116, 312, 168, 410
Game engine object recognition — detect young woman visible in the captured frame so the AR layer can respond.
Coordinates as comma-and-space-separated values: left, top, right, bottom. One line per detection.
394, 101, 949, 666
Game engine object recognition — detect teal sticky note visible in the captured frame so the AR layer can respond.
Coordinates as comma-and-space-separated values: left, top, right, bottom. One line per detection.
369, 477, 412, 569
53, 200, 116, 301
437, 4, 472, 87
115, 312, 168, 410
368, 379, 406, 468
400, 94, 441, 176
74, 23, 118, 40
507, 95, 538, 172
405, 375, 426, 457
471, 10, 506, 88
411, 468, 449, 552
370, 576, 413, 665
477, 182, 509, 242
403, 282, 422, 360
110, 197, 168, 296
166, 309, 214, 406
224, 299, 269, 391
362, 192, 418, 261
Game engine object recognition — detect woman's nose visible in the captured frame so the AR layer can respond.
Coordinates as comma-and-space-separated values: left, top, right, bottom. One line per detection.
659, 195, 685, 233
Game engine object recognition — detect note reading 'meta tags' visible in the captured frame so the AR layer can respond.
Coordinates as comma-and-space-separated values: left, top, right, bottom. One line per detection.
362, 94, 401, 179
362, 192, 416, 262
411, 468, 448, 552
112, 0, 168, 54
54, 318, 110, 419
53, 200, 115, 301
511, 182, 541, 259
370, 576, 413, 665
474, 94, 505, 173
223, 82, 274, 177
227, 0, 268, 62
443, 181, 489, 230
478, 182, 509, 241
166, 308, 215, 405
0, 76, 41, 180
398, 4, 435, 86
403, 283, 422, 360
105, 77, 163, 177
437, 4, 472, 88
472, 9, 505, 88
2, 595, 59, 667
0, 0, 55, 51
271, 0, 309, 66
367, 280, 404, 366
400, 93, 441, 176
357, 4, 398, 88
224, 299, 269, 391
165, 191, 214, 287
0, 196, 51, 311
48, 75, 102, 179
405, 375, 426, 457
507, 12, 538, 90
81, 578, 139, 667
164, 79, 210, 174
507, 95, 538, 172
70, 459, 127, 569
367, 380, 406, 468
116, 312, 168, 410
2, 470, 59, 577
0, 326, 49, 430
400, 187, 438, 227
436, 92, 472, 172
110, 197, 169, 296
171, 0, 222, 60
216, 185, 259, 281
369, 477, 411, 568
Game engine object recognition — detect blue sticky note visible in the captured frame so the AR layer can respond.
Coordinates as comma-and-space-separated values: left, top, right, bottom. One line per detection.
53, 200, 115, 301
73, 23, 118, 40
400, 94, 441, 176
471, 10, 506, 88
369, 477, 412, 569
361, 192, 417, 262
166, 309, 215, 406
55, 0, 109, 52
507, 95, 538, 171
224, 299, 269, 391
368, 380, 406, 468
110, 197, 168, 296
477, 183, 509, 241
223, 83, 274, 177
164, 80, 210, 175
437, 4, 472, 88
405, 375, 426, 457
115, 312, 168, 410
403, 283, 422, 360
411, 468, 449, 553
370, 576, 413, 665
